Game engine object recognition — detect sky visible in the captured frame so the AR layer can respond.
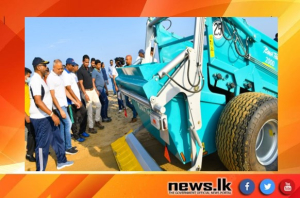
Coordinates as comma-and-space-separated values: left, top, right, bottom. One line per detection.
25, 17, 277, 90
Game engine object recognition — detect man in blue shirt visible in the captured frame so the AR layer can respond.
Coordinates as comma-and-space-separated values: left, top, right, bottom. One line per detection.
92, 59, 111, 122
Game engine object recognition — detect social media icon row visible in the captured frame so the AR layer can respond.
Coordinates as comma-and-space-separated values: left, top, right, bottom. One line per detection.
239, 179, 295, 195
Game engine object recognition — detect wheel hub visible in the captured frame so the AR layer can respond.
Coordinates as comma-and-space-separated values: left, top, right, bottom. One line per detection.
255, 119, 278, 166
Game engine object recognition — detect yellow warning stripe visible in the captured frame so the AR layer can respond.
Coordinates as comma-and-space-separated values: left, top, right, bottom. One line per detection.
209, 35, 215, 58
111, 130, 144, 171
262, 62, 275, 70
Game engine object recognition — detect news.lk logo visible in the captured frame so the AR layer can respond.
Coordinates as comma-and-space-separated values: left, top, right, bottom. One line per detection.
259, 179, 275, 195
279, 179, 295, 195
239, 179, 255, 195
168, 178, 232, 195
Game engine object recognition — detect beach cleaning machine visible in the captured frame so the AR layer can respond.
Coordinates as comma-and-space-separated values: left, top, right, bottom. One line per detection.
111, 17, 278, 171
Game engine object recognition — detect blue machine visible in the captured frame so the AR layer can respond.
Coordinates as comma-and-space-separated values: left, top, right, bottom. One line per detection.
112, 17, 278, 171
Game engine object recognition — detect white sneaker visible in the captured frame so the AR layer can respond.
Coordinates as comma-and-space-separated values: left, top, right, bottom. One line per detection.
119, 109, 122, 113
57, 161, 74, 170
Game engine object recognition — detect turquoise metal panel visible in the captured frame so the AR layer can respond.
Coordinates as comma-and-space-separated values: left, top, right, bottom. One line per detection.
205, 17, 278, 95
156, 23, 193, 63
131, 94, 225, 164
115, 17, 278, 165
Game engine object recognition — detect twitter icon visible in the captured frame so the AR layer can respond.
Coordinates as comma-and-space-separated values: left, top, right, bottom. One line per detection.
260, 179, 275, 195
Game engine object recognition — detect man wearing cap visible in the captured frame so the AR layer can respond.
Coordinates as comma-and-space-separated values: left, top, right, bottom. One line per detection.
62, 58, 89, 141
46, 59, 78, 154
135, 49, 145, 64
29, 57, 73, 171
63, 58, 90, 142
73, 63, 79, 77
77, 55, 104, 133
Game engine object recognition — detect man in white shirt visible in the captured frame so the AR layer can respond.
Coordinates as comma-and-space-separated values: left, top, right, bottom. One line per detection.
108, 59, 117, 95
134, 49, 145, 64
47, 59, 78, 155
29, 57, 73, 171
108, 58, 124, 112
150, 47, 158, 63
63, 58, 89, 141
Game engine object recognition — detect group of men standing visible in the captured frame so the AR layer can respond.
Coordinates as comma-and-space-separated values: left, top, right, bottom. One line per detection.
24, 48, 156, 171
25, 55, 117, 171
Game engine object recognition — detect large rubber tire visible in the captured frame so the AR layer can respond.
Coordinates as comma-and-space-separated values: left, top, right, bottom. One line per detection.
216, 92, 278, 171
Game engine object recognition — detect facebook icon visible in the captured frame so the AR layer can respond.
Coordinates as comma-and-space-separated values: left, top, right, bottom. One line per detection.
239, 179, 255, 195
245, 182, 250, 191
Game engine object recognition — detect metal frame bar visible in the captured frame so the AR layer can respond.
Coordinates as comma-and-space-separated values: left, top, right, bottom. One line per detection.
148, 17, 168, 27
227, 17, 258, 41
132, 124, 145, 135
119, 87, 150, 108
157, 48, 189, 78
194, 17, 206, 67
126, 133, 162, 171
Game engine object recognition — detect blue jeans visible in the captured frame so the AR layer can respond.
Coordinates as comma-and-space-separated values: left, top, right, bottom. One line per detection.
55, 106, 72, 150
117, 91, 124, 110
111, 78, 116, 95
125, 96, 137, 118
98, 88, 109, 118
31, 117, 67, 171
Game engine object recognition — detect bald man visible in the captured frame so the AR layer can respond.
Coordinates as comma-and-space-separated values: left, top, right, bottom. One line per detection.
124, 55, 138, 123
47, 59, 78, 155
125, 55, 132, 65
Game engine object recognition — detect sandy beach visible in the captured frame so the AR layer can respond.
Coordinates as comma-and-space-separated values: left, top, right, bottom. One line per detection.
25, 92, 226, 172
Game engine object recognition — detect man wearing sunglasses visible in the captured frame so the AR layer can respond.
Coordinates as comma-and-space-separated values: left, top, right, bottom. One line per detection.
29, 57, 73, 171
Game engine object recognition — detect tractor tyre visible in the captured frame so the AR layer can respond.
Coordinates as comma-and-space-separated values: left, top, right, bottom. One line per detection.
216, 92, 278, 171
